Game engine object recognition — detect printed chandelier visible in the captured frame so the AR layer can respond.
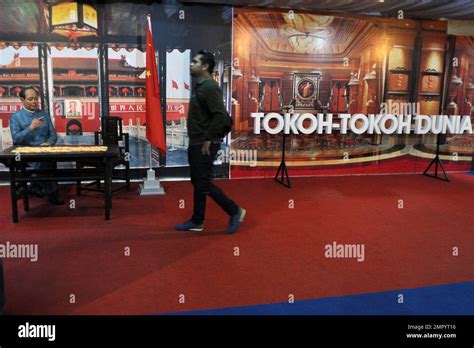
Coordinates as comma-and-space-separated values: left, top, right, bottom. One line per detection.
283, 14, 333, 53
49, 1, 98, 41
288, 32, 326, 52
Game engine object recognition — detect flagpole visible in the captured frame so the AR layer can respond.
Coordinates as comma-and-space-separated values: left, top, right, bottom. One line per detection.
149, 143, 153, 169
139, 13, 165, 195
148, 13, 153, 171
147, 14, 152, 34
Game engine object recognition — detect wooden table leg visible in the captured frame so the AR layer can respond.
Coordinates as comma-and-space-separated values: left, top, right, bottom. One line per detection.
22, 182, 29, 212
21, 163, 29, 212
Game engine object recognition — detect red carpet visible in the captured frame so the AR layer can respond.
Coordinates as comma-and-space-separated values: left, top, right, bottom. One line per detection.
0, 173, 473, 314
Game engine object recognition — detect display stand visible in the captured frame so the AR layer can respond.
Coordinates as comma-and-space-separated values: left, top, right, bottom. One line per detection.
275, 106, 292, 188
275, 132, 291, 188
423, 133, 449, 182
139, 145, 166, 195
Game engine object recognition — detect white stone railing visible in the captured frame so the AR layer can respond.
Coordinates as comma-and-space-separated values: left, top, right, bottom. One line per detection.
122, 118, 189, 149
0, 120, 13, 151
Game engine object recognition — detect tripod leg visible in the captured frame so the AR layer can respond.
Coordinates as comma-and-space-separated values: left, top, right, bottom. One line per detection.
275, 162, 283, 180
423, 155, 437, 175
437, 157, 450, 181
423, 155, 449, 181
284, 162, 291, 188
275, 130, 291, 188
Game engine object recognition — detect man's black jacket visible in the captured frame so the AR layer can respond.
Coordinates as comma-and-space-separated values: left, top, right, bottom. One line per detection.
187, 77, 229, 145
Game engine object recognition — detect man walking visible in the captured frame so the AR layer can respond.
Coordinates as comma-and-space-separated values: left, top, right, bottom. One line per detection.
175, 50, 245, 233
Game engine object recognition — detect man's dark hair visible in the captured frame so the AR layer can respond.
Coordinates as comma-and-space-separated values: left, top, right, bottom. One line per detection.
19, 86, 38, 99
197, 50, 215, 74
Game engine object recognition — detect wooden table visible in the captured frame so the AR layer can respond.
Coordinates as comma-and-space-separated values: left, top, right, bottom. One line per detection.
0, 145, 119, 222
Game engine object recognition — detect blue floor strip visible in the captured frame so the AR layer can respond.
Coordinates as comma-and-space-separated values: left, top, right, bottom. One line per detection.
164, 281, 474, 315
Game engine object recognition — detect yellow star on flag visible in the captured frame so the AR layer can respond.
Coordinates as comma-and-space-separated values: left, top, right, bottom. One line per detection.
146, 70, 151, 78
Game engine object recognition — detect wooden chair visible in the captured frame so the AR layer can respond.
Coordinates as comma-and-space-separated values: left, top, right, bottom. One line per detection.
76, 116, 130, 196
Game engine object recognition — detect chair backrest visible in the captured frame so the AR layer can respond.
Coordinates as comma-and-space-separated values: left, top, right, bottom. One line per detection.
66, 119, 83, 135
100, 116, 123, 146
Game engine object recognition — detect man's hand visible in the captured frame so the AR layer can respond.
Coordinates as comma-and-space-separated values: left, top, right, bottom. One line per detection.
201, 140, 211, 156
40, 142, 50, 146
29, 118, 44, 132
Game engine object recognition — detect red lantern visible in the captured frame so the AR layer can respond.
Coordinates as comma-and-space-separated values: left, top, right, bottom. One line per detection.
122, 87, 129, 96
137, 87, 144, 97
89, 86, 97, 96
0, 87, 5, 97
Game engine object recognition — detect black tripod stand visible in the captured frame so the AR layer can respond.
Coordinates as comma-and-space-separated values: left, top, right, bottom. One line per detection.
423, 133, 449, 182
275, 131, 291, 188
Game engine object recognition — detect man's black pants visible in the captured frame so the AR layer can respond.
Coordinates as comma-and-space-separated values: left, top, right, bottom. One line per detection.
188, 143, 239, 224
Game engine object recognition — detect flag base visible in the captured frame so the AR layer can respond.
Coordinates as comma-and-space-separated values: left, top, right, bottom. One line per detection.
139, 169, 166, 196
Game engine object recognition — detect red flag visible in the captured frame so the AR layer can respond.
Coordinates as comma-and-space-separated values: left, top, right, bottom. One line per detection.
145, 17, 166, 157
172, 80, 179, 90
184, 82, 190, 90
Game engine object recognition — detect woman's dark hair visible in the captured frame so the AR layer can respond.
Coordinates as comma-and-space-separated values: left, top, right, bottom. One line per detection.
197, 50, 215, 74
